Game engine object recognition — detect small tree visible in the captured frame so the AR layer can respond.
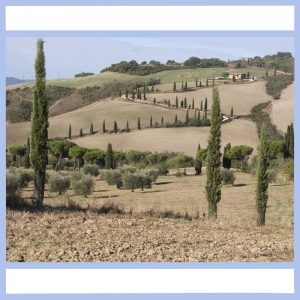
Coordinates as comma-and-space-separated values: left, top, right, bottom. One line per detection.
10, 145, 27, 167
23, 137, 31, 168
230, 107, 234, 118
227, 145, 253, 170
175, 114, 178, 123
102, 120, 106, 133
150, 116, 153, 128
192, 98, 195, 109
105, 143, 114, 169
113, 121, 118, 133
153, 97, 156, 104
137, 117, 141, 130
69, 146, 86, 171
195, 146, 203, 175
200, 100, 203, 111
256, 123, 269, 226
126, 121, 130, 132
173, 82, 176, 91
68, 124, 72, 139
222, 143, 232, 169
185, 110, 189, 124
90, 123, 94, 135
175, 96, 178, 108
184, 98, 187, 109
80, 128, 83, 137
161, 116, 164, 127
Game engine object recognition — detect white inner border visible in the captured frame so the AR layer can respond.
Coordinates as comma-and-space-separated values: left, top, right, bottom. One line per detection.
6, 6, 295, 31
6, 269, 294, 294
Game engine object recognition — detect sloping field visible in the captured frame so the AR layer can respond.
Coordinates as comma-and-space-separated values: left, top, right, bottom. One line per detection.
151, 80, 273, 115
73, 119, 259, 156
6, 99, 187, 147
270, 84, 294, 133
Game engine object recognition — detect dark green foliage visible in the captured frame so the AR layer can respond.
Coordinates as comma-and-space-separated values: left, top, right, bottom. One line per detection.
265, 140, 285, 159
23, 137, 31, 168
153, 97, 156, 104
150, 116, 153, 128
161, 116, 164, 127
184, 98, 187, 109
283, 159, 294, 181
222, 143, 231, 169
200, 100, 203, 111
68, 124, 72, 139
227, 145, 253, 162
192, 98, 195, 109
166, 154, 194, 175
80, 128, 83, 137
105, 143, 114, 169
30, 39, 48, 207
266, 74, 293, 99
175, 114, 178, 123
173, 82, 176, 91
137, 117, 141, 130
183, 57, 227, 67
195, 147, 203, 175
250, 102, 283, 140
68, 146, 86, 170
84, 149, 105, 166
197, 111, 200, 120
90, 123, 94, 134
75, 72, 94, 78
285, 123, 294, 158
230, 107, 233, 118
113, 121, 118, 133
205, 88, 222, 219
71, 173, 94, 197
256, 123, 269, 226
180, 100, 183, 108
165, 118, 210, 128
9, 145, 27, 167
175, 96, 178, 108
102, 120, 106, 133
184, 82, 187, 91
185, 110, 189, 124
48, 174, 70, 195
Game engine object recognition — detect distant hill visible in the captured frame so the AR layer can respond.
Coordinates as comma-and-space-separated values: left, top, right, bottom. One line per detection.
6, 77, 32, 86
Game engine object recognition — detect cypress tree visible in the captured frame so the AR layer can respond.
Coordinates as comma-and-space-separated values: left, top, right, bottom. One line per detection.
200, 100, 203, 111
184, 97, 187, 109
197, 111, 200, 120
256, 123, 269, 226
173, 82, 176, 91
206, 79, 209, 87
192, 98, 195, 109
105, 143, 114, 169
161, 116, 164, 127
175, 114, 178, 123
126, 121, 130, 132
184, 81, 187, 91
205, 88, 222, 219
113, 121, 118, 133
289, 123, 294, 158
212, 77, 215, 86
80, 128, 83, 137
198, 143, 201, 150
222, 143, 231, 169
90, 123, 94, 134
68, 124, 72, 139
150, 116, 153, 128
168, 100, 171, 107
185, 110, 189, 124
181, 100, 183, 108
247, 71, 250, 79
199, 81, 202, 88
176, 96, 178, 108
196, 78, 198, 87
125, 89, 128, 99
23, 137, 31, 169
153, 97, 156, 104
102, 120, 106, 133
194, 110, 197, 119
204, 97, 208, 111
195, 146, 203, 175
137, 117, 141, 130
181, 82, 184, 91
230, 107, 234, 118
30, 39, 48, 207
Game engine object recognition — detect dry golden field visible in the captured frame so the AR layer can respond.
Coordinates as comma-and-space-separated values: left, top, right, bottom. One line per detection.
270, 83, 294, 133
6, 170, 294, 262
72, 119, 259, 157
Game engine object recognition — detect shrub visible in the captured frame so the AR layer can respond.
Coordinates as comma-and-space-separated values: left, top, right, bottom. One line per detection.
82, 164, 99, 177
15, 168, 34, 188
144, 168, 159, 183
157, 163, 169, 176
48, 174, 70, 195
6, 172, 22, 207
102, 169, 123, 188
222, 169, 236, 185
266, 74, 294, 100
71, 173, 95, 197
122, 173, 137, 192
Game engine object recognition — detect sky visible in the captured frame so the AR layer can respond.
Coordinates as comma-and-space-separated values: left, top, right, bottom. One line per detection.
6, 37, 294, 80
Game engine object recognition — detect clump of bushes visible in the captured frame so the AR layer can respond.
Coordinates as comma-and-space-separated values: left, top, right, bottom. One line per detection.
48, 173, 71, 195
283, 159, 294, 181
222, 169, 236, 185
266, 74, 294, 100
71, 172, 95, 197
82, 164, 99, 177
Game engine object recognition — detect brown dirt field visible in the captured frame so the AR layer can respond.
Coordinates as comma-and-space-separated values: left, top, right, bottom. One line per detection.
6, 171, 294, 262
270, 84, 294, 133
72, 119, 259, 156
151, 81, 273, 115
6, 99, 187, 147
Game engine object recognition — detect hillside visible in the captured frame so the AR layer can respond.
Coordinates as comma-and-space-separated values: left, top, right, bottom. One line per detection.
6, 77, 32, 86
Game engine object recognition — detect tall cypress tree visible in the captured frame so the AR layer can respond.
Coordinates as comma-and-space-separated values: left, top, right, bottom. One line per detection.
181, 82, 184, 91
256, 123, 269, 226
173, 82, 176, 91
196, 78, 198, 87
205, 88, 222, 219
102, 120, 106, 133
150, 116, 153, 128
184, 97, 187, 109
137, 117, 141, 130
80, 128, 83, 137
197, 111, 200, 120
175, 96, 178, 108
184, 81, 187, 91
113, 121, 118, 133
230, 107, 234, 118
200, 100, 203, 111
90, 123, 94, 134
23, 137, 31, 169
222, 143, 231, 169
68, 124, 72, 139
192, 98, 195, 109
161, 116, 164, 127
105, 143, 114, 169
185, 110, 189, 124
175, 114, 178, 123
30, 39, 48, 207
126, 121, 130, 132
